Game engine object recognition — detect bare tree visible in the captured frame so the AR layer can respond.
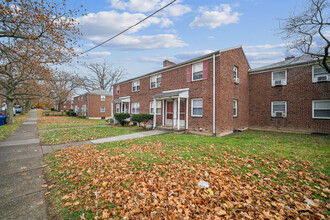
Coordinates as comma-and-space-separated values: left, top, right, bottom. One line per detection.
81, 61, 125, 92
47, 71, 80, 111
280, 0, 330, 73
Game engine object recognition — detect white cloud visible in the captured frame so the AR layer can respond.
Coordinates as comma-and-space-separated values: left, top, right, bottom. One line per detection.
189, 4, 242, 29
208, 36, 216, 39
106, 34, 187, 50
243, 43, 287, 50
80, 51, 111, 59
109, 0, 191, 16
174, 50, 213, 60
246, 51, 285, 60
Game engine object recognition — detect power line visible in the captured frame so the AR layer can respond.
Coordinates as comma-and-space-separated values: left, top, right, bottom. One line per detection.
81, 0, 177, 54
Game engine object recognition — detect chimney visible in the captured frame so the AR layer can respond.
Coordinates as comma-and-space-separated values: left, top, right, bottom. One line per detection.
285, 55, 295, 61
92, 88, 99, 91
163, 59, 176, 68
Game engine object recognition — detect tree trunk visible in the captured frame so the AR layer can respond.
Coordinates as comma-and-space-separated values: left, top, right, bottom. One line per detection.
21, 100, 26, 115
57, 102, 61, 112
26, 100, 31, 114
5, 99, 14, 124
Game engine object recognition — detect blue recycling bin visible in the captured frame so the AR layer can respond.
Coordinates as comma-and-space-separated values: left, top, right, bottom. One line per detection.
0, 115, 7, 126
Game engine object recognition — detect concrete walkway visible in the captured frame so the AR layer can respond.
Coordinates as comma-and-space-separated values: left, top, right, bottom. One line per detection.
0, 110, 47, 220
42, 129, 169, 155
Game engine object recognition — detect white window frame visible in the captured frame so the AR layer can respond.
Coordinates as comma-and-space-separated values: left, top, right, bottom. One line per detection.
312, 100, 330, 119
116, 104, 120, 113
132, 80, 140, 92
131, 102, 140, 114
192, 62, 203, 81
233, 100, 238, 117
101, 95, 105, 101
149, 101, 161, 115
312, 65, 330, 83
100, 106, 105, 113
191, 98, 203, 117
116, 86, 120, 95
233, 66, 239, 84
271, 101, 287, 117
81, 96, 83, 102
64, 106, 67, 109
150, 74, 161, 89
271, 70, 287, 86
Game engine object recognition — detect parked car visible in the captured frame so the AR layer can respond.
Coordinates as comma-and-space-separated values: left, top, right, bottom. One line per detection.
15, 108, 22, 113
0, 110, 5, 116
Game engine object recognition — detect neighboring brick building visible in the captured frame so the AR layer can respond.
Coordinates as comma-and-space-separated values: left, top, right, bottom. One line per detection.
249, 55, 330, 134
112, 46, 250, 136
74, 89, 112, 119
55, 99, 73, 111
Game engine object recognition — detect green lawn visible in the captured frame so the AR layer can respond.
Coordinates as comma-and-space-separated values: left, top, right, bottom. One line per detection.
45, 130, 329, 219
40, 126, 144, 145
0, 113, 29, 141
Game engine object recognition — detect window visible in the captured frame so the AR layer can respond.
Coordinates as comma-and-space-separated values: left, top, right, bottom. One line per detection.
150, 101, 161, 115
233, 100, 238, 117
233, 66, 239, 84
132, 80, 140, 92
64, 106, 67, 109
116, 86, 120, 95
271, 101, 287, 117
150, 74, 161, 88
131, 102, 140, 114
116, 104, 120, 113
101, 95, 105, 101
312, 65, 330, 82
313, 100, 330, 119
81, 96, 83, 102
271, 70, 287, 86
191, 99, 203, 117
192, 62, 203, 81
100, 107, 105, 113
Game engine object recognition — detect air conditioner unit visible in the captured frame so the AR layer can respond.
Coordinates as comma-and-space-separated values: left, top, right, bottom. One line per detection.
275, 111, 284, 117
234, 78, 240, 84
317, 75, 329, 82
274, 80, 283, 86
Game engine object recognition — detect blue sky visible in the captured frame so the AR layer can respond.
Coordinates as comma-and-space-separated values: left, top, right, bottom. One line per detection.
67, 0, 320, 83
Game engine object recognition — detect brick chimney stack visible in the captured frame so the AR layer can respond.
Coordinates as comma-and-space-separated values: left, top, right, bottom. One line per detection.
285, 55, 295, 61
163, 59, 176, 68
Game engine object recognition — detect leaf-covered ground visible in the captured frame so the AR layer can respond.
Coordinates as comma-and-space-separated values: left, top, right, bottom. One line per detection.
39, 126, 144, 145
44, 131, 329, 219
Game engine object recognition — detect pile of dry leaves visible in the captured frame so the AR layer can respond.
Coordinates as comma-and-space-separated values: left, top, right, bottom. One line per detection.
45, 143, 329, 219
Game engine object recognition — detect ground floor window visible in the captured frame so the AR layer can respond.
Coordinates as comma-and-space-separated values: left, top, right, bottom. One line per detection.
131, 102, 140, 114
150, 101, 161, 115
100, 106, 105, 113
191, 98, 203, 117
116, 104, 120, 113
271, 101, 287, 117
313, 100, 330, 119
233, 100, 238, 117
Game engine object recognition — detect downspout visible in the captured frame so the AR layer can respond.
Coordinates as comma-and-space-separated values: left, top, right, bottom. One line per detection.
87, 94, 89, 118
213, 53, 216, 135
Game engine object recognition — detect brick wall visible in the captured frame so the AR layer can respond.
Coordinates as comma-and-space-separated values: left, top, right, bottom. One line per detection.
249, 65, 330, 133
74, 95, 88, 117
88, 94, 112, 119
113, 47, 250, 136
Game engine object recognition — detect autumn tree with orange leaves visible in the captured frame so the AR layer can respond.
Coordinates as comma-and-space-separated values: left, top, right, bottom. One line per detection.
0, 0, 83, 123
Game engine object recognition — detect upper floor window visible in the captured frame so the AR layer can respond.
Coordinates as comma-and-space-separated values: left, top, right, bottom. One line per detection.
272, 70, 287, 86
234, 66, 239, 84
150, 74, 161, 89
312, 65, 330, 82
233, 100, 238, 117
312, 100, 330, 119
132, 80, 140, 92
131, 102, 140, 114
271, 101, 287, 117
81, 96, 84, 102
101, 95, 105, 101
150, 101, 161, 115
192, 62, 203, 81
116, 86, 120, 95
191, 98, 203, 117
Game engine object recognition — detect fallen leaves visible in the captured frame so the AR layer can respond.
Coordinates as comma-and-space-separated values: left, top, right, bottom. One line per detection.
45, 142, 329, 219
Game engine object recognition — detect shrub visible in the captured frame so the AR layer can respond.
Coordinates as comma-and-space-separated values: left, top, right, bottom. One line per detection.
114, 113, 130, 126
106, 118, 114, 124
50, 108, 55, 111
45, 113, 50, 116
131, 114, 153, 129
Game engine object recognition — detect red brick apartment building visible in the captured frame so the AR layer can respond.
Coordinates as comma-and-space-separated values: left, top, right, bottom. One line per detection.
249, 55, 330, 134
74, 89, 112, 119
55, 99, 73, 111
112, 46, 250, 136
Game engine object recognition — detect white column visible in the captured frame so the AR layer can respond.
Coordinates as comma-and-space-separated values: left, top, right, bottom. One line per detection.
162, 99, 165, 126
186, 98, 188, 129
153, 98, 156, 129
177, 97, 180, 130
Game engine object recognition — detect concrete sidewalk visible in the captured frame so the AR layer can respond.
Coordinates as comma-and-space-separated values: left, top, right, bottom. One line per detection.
0, 110, 47, 220
42, 129, 169, 155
